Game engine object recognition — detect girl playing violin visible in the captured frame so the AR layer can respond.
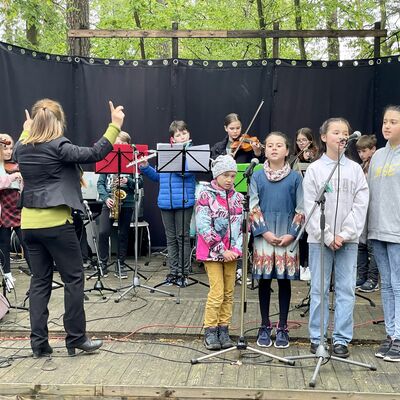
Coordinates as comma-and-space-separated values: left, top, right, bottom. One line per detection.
289, 128, 319, 281
290, 127, 319, 174
0, 133, 31, 289
211, 113, 264, 163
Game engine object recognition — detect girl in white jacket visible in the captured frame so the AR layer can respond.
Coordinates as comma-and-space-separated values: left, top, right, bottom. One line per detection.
303, 117, 369, 359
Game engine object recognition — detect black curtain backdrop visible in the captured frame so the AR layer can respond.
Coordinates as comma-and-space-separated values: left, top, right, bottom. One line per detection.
271, 62, 375, 139
1, 42, 400, 246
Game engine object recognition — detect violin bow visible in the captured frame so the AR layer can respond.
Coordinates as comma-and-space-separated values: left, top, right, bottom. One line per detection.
289, 141, 313, 167
231, 99, 265, 158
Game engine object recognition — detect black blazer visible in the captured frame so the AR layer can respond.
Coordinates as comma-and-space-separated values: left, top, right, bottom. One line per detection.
14, 136, 113, 212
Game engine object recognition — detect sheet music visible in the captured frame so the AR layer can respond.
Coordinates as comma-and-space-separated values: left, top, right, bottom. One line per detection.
156, 143, 210, 173
156, 143, 183, 172
186, 144, 210, 172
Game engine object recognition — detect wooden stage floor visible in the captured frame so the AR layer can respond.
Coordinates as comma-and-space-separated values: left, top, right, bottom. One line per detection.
0, 255, 399, 399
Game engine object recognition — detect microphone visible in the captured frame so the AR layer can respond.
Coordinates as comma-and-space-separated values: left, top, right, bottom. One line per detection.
340, 131, 362, 144
243, 158, 260, 178
131, 144, 139, 155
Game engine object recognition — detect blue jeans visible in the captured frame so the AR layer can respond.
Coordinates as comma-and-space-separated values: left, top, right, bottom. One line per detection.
371, 240, 400, 340
308, 243, 357, 346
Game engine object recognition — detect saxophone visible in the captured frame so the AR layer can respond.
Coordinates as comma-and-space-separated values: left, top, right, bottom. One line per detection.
109, 175, 127, 220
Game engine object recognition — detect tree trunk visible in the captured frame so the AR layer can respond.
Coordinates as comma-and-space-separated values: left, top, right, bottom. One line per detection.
326, 7, 340, 60
133, 11, 146, 59
66, 0, 90, 57
379, 0, 389, 55
294, 0, 306, 59
155, 0, 169, 59
256, 0, 267, 58
26, 22, 38, 46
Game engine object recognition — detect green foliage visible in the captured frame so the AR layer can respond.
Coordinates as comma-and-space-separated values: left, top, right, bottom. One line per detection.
0, 0, 67, 54
0, 0, 398, 60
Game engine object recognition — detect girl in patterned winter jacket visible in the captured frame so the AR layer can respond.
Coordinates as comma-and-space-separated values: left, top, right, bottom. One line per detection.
196, 155, 243, 351
0, 133, 31, 290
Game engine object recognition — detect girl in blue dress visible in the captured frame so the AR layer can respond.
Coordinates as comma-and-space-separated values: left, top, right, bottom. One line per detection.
249, 131, 303, 349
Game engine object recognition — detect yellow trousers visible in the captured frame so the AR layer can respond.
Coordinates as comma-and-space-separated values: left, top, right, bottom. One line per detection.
203, 260, 237, 327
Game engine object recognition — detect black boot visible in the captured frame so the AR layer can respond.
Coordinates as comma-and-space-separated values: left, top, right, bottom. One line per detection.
32, 342, 53, 359
204, 327, 221, 350
218, 325, 235, 349
67, 338, 103, 356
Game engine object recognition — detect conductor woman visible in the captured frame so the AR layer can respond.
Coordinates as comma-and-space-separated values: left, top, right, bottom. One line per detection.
14, 99, 124, 357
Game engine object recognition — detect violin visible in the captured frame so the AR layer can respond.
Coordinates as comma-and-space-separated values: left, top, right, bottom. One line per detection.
289, 142, 316, 167
0, 138, 11, 146
231, 100, 265, 158
4, 161, 19, 174
231, 134, 264, 152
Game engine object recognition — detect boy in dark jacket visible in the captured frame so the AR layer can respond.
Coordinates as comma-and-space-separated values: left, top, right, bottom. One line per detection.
139, 121, 196, 287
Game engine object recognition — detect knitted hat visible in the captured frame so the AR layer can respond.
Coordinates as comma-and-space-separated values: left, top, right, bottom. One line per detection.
211, 155, 237, 178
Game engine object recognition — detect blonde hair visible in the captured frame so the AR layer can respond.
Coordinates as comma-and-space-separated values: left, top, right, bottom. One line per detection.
22, 99, 66, 144
0, 133, 14, 163
117, 131, 131, 144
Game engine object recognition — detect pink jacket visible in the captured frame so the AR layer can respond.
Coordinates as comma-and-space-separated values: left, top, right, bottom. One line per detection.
195, 181, 243, 261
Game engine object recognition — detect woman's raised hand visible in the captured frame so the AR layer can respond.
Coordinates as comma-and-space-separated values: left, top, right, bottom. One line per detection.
109, 101, 125, 129
23, 109, 32, 131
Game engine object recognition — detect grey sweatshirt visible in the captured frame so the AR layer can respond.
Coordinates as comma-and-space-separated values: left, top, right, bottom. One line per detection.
303, 154, 369, 246
368, 142, 400, 243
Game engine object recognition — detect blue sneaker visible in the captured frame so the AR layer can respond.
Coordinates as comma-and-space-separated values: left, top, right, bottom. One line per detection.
164, 274, 177, 286
176, 276, 188, 288
274, 325, 290, 349
256, 325, 272, 347
356, 278, 366, 288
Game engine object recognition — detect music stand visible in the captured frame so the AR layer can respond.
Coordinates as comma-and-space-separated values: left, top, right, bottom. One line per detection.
95, 144, 138, 281
115, 147, 174, 302
153, 142, 210, 304
84, 200, 117, 299
0, 259, 29, 311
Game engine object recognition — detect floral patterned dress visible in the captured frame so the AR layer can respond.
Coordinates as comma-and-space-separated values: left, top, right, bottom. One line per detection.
249, 168, 304, 279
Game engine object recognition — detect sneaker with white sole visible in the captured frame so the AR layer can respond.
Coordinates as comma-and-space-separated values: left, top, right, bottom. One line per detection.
356, 278, 366, 288
375, 336, 392, 359
358, 279, 379, 293
256, 325, 273, 347
383, 339, 400, 362
114, 267, 128, 279
274, 325, 290, 349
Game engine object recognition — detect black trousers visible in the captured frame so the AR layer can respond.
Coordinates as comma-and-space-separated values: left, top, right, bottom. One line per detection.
98, 205, 133, 264
22, 223, 86, 349
357, 241, 379, 284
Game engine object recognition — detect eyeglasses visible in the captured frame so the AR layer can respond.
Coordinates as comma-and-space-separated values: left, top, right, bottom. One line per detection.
296, 139, 310, 144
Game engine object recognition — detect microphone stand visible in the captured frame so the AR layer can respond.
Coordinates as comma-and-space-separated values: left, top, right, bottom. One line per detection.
115, 146, 174, 303
286, 141, 376, 387
0, 261, 28, 311
191, 168, 294, 366
84, 201, 117, 299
